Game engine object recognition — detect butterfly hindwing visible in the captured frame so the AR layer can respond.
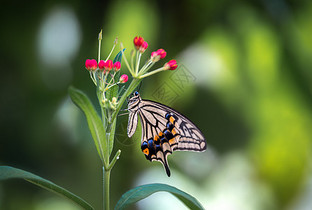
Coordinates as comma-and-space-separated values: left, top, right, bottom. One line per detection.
127, 92, 206, 176
138, 108, 173, 176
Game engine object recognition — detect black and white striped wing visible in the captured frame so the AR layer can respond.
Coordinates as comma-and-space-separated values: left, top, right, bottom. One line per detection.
137, 100, 206, 176
127, 110, 138, 138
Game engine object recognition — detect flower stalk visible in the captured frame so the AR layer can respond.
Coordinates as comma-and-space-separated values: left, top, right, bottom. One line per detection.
98, 30, 102, 63
138, 66, 167, 79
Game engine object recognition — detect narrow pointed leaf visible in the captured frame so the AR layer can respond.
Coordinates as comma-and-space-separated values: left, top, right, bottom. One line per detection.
113, 49, 125, 63
69, 86, 106, 161
0, 166, 94, 210
115, 183, 204, 210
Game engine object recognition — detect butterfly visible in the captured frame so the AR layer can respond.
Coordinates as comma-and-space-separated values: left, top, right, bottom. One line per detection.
127, 91, 206, 176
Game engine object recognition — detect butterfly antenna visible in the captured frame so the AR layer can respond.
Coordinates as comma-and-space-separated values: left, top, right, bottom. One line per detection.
118, 107, 128, 116
118, 112, 129, 117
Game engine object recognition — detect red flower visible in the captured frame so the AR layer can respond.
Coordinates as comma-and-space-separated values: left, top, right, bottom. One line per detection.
113, 61, 121, 71
151, 49, 167, 62
85, 59, 97, 71
119, 74, 128, 83
164, 59, 178, 70
139, 41, 148, 53
105, 60, 113, 72
133, 36, 144, 50
98, 60, 105, 70
156, 49, 166, 59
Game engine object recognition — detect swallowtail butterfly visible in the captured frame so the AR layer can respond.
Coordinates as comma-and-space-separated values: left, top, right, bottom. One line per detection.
127, 91, 206, 176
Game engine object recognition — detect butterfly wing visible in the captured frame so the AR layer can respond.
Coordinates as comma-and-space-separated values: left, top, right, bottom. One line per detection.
127, 110, 138, 138
127, 93, 141, 138
137, 99, 206, 176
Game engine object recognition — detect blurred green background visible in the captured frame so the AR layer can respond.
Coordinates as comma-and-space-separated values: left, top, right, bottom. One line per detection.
1, 0, 312, 209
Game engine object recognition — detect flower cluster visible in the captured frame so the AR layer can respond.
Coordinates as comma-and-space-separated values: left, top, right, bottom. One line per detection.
84, 33, 178, 110
120, 36, 178, 79
85, 59, 127, 86
133, 36, 148, 53
85, 59, 121, 73
98, 60, 121, 72
84, 32, 130, 110
86, 59, 122, 72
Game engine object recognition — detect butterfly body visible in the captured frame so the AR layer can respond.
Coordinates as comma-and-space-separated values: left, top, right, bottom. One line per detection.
127, 92, 206, 176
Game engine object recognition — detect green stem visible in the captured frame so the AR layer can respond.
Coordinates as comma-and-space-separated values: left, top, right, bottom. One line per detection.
108, 150, 121, 170
107, 72, 117, 86
130, 50, 135, 73
120, 44, 134, 76
106, 42, 116, 61
95, 88, 106, 164
105, 170, 111, 210
135, 51, 139, 75
103, 129, 111, 210
139, 59, 153, 74
103, 167, 111, 210
105, 82, 120, 92
104, 131, 111, 210
98, 30, 102, 63
139, 67, 166, 79
111, 78, 142, 121
89, 72, 97, 86
135, 52, 142, 75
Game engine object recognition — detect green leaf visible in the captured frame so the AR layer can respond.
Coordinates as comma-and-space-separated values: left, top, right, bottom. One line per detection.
114, 183, 204, 210
69, 86, 106, 161
0, 166, 94, 210
113, 49, 125, 63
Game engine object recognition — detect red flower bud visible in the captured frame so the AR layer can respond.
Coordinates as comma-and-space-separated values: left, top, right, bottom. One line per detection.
105, 60, 113, 72
151, 49, 167, 62
139, 41, 148, 53
156, 49, 166, 59
164, 59, 178, 70
133, 36, 144, 50
113, 61, 121, 71
119, 74, 128, 83
98, 60, 105, 70
85, 59, 97, 71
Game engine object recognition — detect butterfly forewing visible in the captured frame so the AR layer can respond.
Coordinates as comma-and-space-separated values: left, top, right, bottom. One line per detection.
127, 92, 206, 176
127, 111, 138, 138
127, 94, 141, 138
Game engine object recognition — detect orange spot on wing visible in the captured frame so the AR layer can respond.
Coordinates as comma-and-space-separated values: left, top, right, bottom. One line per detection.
143, 148, 149, 155
169, 138, 176, 145
169, 116, 175, 124
154, 135, 159, 142
172, 128, 177, 135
